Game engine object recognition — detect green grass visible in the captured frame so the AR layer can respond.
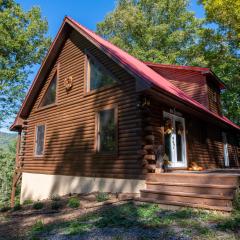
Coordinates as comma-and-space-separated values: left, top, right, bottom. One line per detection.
67, 197, 80, 208
27, 202, 240, 239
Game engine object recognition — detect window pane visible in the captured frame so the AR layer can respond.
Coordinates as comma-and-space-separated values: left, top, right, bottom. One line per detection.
99, 109, 116, 152
40, 75, 57, 107
89, 58, 115, 91
36, 125, 45, 156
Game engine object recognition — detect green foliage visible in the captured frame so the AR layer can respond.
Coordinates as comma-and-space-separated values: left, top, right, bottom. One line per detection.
0, 0, 51, 125
0, 136, 16, 205
97, 0, 240, 124
51, 201, 62, 210
23, 199, 33, 205
67, 197, 80, 208
96, 192, 110, 202
201, 0, 240, 39
33, 201, 44, 210
97, 0, 203, 65
31, 220, 45, 234
233, 189, 240, 210
13, 202, 21, 211
50, 194, 61, 202
0, 205, 11, 212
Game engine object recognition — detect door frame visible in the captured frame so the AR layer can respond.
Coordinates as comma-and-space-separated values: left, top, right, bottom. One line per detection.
163, 111, 187, 168
222, 132, 229, 167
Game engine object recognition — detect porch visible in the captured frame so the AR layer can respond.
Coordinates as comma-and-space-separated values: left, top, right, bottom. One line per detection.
139, 169, 240, 212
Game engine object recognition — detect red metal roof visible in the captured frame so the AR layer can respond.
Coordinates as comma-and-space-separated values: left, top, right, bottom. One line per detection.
145, 62, 226, 90
10, 16, 239, 131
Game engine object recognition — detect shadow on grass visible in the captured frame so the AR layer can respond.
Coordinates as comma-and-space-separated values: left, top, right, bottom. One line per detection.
29, 202, 231, 240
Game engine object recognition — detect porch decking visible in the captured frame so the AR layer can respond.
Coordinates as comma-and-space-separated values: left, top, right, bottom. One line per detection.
139, 170, 240, 211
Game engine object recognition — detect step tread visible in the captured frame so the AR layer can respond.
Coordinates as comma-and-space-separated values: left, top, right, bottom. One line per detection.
135, 197, 233, 212
146, 173, 240, 178
141, 189, 233, 200
146, 182, 237, 189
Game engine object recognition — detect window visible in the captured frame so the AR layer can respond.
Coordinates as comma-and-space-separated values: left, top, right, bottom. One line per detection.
96, 108, 117, 153
40, 74, 57, 107
86, 55, 116, 92
35, 124, 45, 156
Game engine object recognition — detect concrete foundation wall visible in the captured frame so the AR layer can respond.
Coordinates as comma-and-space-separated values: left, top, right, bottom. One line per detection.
20, 172, 146, 202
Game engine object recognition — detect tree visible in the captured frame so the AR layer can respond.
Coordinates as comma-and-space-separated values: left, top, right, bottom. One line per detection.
201, 0, 240, 40
0, 138, 16, 205
97, 0, 204, 65
200, 0, 240, 124
0, 0, 50, 126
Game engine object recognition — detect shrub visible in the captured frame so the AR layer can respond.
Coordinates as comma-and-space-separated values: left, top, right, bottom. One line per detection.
33, 201, 44, 210
51, 201, 62, 210
13, 203, 21, 211
0, 206, 11, 212
67, 197, 80, 208
23, 199, 33, 205
51, 194, 61, 202
31, 220, 45, 233
96, 192, 110, 202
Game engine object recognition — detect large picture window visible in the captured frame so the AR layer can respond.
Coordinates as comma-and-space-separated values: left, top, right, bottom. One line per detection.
86, 55, 116, 92
35, 124, 45, 156
97, 108, 117, 153
40, 74, 57, 107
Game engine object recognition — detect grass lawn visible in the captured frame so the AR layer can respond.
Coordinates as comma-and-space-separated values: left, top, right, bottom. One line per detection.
29, 202, 240, 240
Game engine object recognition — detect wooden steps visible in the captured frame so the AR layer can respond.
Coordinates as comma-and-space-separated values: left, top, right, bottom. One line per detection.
135, 197, 233, 212
140, 173, 240, 211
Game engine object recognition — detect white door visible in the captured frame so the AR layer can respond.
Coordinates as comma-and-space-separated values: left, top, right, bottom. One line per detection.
222, 132, 229, 167
163, 112, 187, 168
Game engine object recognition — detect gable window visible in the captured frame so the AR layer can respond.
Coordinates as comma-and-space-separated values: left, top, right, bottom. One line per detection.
86, 55, 116, 92
35, 124, 45, 156
96, 108, 117, 153
40, 74, 57, 107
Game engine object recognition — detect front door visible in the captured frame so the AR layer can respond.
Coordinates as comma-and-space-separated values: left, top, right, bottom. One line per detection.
163, 112, 187, 168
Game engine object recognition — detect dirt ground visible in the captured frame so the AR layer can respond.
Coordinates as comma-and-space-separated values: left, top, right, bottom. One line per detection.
0, 193, 131, 240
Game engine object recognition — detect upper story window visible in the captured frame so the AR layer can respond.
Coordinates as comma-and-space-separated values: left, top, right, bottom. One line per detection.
35, 124, 45, 156
96, 108, 117, 153
40, 74, 57, 107
86, 54, 116, 92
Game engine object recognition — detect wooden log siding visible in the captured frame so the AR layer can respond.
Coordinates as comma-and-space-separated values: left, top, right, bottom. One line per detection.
147, 97, 240, 169
227, 133, 240, 167
148, 67, 209, 108
207, 79, 221, 115
22, 29, 144, 179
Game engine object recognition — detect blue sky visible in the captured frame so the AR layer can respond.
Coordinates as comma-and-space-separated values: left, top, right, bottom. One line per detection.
1, 0, 205, 133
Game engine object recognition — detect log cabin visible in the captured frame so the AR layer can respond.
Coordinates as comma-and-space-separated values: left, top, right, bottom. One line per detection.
10, 17, 240, 211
